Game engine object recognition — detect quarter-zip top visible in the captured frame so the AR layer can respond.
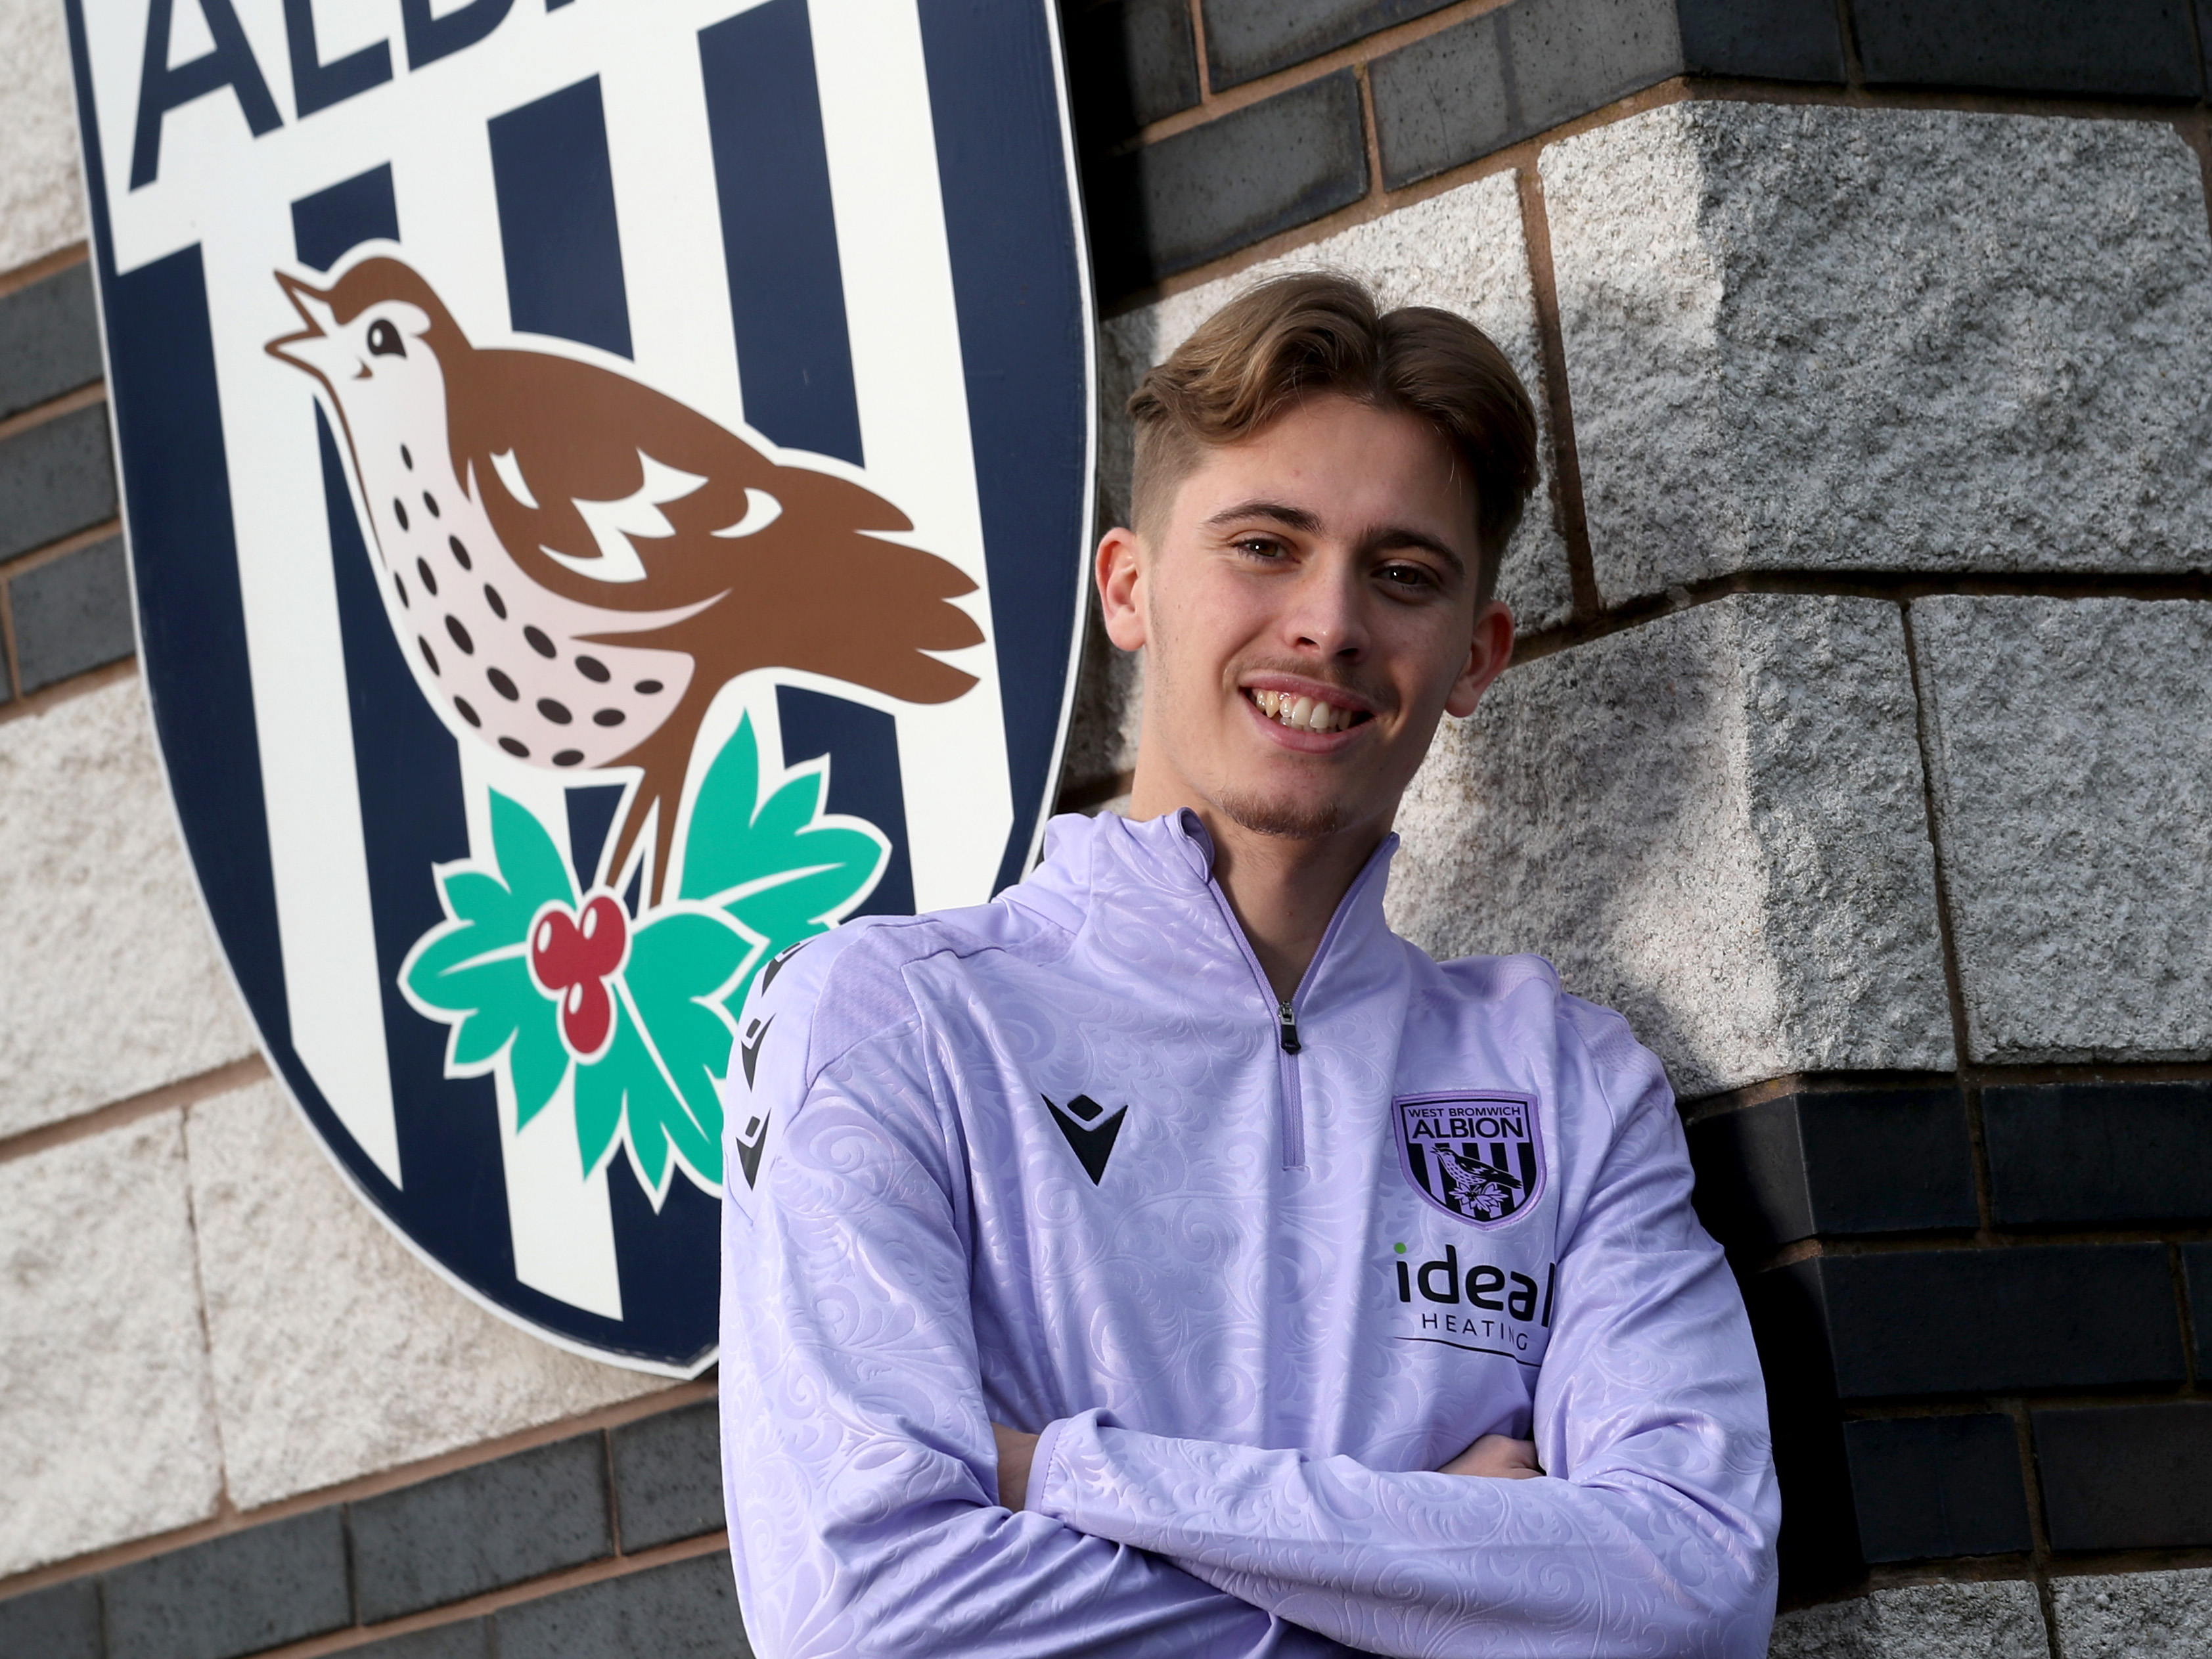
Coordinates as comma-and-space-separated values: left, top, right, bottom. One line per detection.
718, 806, 1781, 1659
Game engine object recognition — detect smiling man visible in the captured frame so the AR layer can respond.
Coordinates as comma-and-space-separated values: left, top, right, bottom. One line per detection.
718, 274, 1780, 1657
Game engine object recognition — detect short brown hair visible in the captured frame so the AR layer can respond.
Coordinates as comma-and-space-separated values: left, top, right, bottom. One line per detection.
1127, 272, 1541, 604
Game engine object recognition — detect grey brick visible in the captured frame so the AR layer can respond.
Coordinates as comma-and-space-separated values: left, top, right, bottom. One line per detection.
0, 265, 103, 422
1842, 1414, 2033, 1562
1068, 0, 1201, 139
1677, 0, 1844, 78
0, 1578, 101, 1659
1372, 0, 1681, 190
492, 1553, 750, 1659
1201, 0, 1456, 87
351, 1435, 612, 1622
2185, 1243, 2212, 1376
0, 404, 118, 562
612, 1401, 725, 1552
1983, 1081, 2212, 1225
348, 1619, 491, 1659
12, 535, 134, 693
1091, 70, 1367, 294
1853, 0, 2202, 97
103, 1509, 351, 1659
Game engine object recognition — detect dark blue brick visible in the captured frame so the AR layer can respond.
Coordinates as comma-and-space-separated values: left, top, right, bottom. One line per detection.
1089, 70, 1367, 296
1677, 0, 1844, 78
12, 534, 135, 692
1842, 1414, 2033, 1562
103, 1509, 351, 1659
350, 1435, 612, 1622
347, 1620, 491, 1659
1370, 0, 1681, 191
2183, 1242, 2212, 1376
2034, 1402, 2212, 1550
1983, 1081, 2212, 1227
1200, 0, 1457, 88
492, 1553, 750, 1659
0, 1578, 102, 1659
0, 265, 104, 421
1851, 0, 2202, 97
612, 1401, 725, 1552
1786, 1244, 2184, 1399
0, 404, 118, 562
1068, 0, 1202, 140
1689, 1088, 1977, 1250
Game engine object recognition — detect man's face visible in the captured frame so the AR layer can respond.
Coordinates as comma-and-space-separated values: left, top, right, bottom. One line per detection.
1100, 394, 1514, 844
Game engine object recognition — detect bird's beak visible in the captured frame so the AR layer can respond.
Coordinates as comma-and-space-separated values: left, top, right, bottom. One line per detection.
265, 271, 347, 381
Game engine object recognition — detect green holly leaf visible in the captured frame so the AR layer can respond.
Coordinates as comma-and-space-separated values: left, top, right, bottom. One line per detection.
399, 793, 577, 1126
678, 714, 887, 1000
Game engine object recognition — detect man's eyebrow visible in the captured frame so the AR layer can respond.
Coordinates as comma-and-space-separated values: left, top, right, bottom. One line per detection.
1202, 499, 1323, 534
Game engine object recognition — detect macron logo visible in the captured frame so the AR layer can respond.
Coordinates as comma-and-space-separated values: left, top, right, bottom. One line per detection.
1041, 1093, 1128, 1185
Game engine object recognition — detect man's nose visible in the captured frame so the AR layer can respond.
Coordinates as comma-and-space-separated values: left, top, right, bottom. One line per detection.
1281, 555, 1369, 658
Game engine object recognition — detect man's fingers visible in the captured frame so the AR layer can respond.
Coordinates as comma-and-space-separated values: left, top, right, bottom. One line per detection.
1439, 1434, 1543, 1480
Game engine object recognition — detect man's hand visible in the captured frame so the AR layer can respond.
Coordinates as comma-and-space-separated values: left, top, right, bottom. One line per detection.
1440, 1434, 1542, 1480
993, 1423, 1040, 1511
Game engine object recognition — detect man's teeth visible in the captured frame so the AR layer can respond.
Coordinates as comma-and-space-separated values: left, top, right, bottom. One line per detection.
1250, 689, 1359, 733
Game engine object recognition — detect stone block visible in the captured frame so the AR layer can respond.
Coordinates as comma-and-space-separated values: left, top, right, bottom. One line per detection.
1543, 104, 2212, 603
0, 262, 103, 421
1081, 171, 1575, 789
0, 675, 256, 1140
1388, 593, 1952, 1099
0, 403, 119, 561
1202, 0, 1456, 88
491, 1553, 749, 1659
0, 1578, 102, 1659
102, 1510, 351, 1659
1088, 70, 1368, 296
1768, 1579, 2046, 1659
0, 1114, 223, 1578
611, 1399, 725, 1552
350, 1621, 493, 1659
1853, 0, 2202, 97
1370, 0, 1682, 189
2050, 1567, 2212, 1659
12, 534, 137, 693
1911, 596, 2212, 1064
0, 0, 89, 275
183, 1077, 660, 1511
351, 1435, 612, 1621
1066, 0, 1202, 141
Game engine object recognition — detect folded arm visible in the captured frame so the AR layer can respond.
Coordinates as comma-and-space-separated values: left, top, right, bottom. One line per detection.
1014, 1051, 1780, 1659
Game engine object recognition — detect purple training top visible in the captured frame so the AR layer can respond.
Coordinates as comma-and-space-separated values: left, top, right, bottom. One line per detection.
719, 807, 1779, 1657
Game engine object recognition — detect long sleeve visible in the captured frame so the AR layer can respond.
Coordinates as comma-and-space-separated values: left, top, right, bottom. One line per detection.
718, 1007, 1332, 1659
1026, 1032, 1780, 1658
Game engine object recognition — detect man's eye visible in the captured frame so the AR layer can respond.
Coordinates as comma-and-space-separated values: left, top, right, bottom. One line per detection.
1380, 562, 1437, 590
1234, 537, 1286, 558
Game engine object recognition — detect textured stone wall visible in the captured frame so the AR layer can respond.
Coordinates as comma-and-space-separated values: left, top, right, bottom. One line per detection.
8, 0, 2212, 1656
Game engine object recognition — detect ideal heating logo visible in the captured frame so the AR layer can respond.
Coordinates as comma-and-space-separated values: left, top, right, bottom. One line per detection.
1391, 1242, 1554, 1363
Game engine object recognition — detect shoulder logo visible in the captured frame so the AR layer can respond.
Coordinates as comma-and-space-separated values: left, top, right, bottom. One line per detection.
739, 1014, 773, 1088
733, 1108, 773, 1190
1041, 1093, 1127, 1185
1393, 1092, 1543, 1228
759, 941, 807, 996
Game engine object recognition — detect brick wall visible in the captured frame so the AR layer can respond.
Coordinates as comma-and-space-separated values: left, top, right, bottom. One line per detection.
7, 0, 2212, 1656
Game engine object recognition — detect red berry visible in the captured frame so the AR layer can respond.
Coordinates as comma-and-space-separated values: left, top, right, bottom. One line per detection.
531, 907, 587, 991
562, 976, 614, 1056
577, 893, 627, 977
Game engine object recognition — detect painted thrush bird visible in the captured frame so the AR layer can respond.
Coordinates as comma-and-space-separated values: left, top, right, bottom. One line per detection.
267, 255, 982, 902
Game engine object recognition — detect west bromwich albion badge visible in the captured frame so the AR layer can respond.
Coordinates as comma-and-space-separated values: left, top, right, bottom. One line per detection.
1394, 1092, 1546, 1228
64, 0, 1094, 1373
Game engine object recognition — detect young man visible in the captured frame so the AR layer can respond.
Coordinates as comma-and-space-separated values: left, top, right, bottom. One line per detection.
719, 274, 1780, 1656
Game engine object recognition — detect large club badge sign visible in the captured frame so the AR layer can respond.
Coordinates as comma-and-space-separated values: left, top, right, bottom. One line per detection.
64, 0, 1093, 1371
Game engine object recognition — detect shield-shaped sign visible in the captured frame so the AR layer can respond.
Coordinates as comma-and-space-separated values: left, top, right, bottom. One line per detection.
1394, 1092, 1545, 1229
62, 0, 1093, 1372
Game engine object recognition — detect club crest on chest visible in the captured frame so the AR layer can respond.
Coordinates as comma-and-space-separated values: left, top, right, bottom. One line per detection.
1394, 1092, 1544, 1228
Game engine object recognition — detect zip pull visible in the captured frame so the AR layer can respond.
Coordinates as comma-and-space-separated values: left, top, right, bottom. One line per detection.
1276, 1000, 1302, 1054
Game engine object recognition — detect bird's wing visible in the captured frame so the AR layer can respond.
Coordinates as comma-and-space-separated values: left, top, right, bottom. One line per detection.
450, 349, 912, 612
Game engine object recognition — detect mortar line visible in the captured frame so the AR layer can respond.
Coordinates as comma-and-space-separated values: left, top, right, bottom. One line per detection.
0, 515, 126, 580
0, 242, 91, 301
0, 654, 138, 731
1514, 168, 1600, 622
0, 379, 107, 445
0, 1055, 270, 1168
1355, 60, 1386, 201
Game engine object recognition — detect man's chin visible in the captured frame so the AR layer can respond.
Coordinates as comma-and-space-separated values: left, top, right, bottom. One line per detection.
1213, 786, 1350, 841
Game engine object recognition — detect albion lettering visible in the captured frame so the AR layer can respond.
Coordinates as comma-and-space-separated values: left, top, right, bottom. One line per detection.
131, 0, 537, 189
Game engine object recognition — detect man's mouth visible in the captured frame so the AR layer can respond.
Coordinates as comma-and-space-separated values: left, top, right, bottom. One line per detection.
1246, 688, 1372, 735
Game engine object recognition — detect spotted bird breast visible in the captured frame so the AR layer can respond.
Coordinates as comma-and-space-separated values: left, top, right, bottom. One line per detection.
338, 397, 702, 773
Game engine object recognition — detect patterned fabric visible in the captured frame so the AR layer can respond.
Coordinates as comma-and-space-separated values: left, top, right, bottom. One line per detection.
719, 809, 1779, 1658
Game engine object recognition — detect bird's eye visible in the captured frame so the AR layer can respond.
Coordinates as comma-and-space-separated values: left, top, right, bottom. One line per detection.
367, 319, 405, 359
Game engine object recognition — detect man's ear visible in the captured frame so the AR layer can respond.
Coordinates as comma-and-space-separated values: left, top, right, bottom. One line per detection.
1444, 599, 1515, 719
1096, 526, 1148, 651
